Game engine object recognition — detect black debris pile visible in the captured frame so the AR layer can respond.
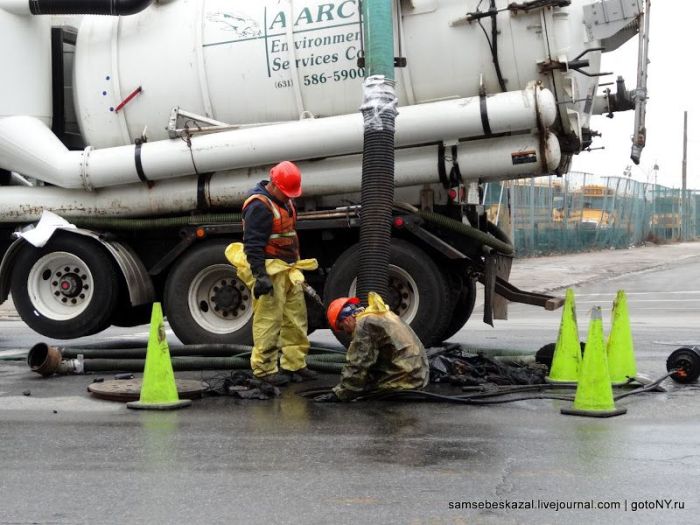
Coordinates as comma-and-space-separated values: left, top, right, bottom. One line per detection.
428, 347, 547, 386
204, 371, 281, 400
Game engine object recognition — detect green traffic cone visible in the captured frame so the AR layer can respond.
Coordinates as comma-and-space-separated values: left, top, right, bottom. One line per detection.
607, 290, 637, 385
127, 303, 192, 410
561, 307, 626, 418
546, 288, 581, 383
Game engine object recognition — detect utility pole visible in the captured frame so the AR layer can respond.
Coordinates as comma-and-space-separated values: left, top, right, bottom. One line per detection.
681, 110, 688, 241
652, 162, 658, 239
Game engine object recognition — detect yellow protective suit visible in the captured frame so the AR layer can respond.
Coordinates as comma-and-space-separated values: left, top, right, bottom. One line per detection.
225, 243, 318, 377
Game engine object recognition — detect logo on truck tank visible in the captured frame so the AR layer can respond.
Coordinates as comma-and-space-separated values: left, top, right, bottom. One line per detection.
203, 1, 362, 81
206, 12, 262, 39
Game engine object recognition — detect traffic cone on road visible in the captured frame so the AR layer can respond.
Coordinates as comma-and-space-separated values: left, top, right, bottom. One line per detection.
561, 307, 626, 418
546, 288, 581, 383
606, 290, 637, 385
126, 303, 192, 410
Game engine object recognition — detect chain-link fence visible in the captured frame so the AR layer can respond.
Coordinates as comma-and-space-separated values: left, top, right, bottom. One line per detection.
484, 172, 698, 257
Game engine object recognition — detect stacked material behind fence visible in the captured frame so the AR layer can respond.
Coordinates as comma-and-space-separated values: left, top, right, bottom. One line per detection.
483, 172, 698, 256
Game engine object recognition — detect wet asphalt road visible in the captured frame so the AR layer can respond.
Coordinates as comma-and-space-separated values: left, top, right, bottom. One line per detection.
1, 252, 700, 524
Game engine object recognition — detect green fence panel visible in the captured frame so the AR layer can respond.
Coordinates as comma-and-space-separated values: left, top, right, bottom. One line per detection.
484, 173, 696, 257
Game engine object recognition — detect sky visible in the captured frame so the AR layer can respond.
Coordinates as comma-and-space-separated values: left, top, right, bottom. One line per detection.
571, 1, 698, 189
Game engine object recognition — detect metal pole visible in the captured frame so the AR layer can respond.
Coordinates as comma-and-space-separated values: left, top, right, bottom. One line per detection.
682, 110, 688, 241
652, 164, 658, 238
630, 0, 652, 164
529, 177, 535, 251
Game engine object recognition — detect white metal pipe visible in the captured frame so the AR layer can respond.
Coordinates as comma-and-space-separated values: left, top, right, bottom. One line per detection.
0, 1, 31, 16
9, 172, 32, 186
0, 10, 51, 122
0, 85, 556, 189
0, 133, 559, 221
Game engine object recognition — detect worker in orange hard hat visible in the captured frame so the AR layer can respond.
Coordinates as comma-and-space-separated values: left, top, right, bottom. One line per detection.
315, 292, 429, 402
241, 161, 315, 386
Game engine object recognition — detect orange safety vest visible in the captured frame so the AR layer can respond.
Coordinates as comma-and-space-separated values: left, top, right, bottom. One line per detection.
242, 193, 300, 261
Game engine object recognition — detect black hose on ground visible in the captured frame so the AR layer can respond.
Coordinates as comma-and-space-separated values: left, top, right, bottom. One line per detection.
304, 362, 344, 374
57, 344, 344, 360
59, 344, 254, 359
305, 354, 346, 363
83, 356, 251, 373
298, 373, 673, 403
436, 345, 535, 357
78, 356, 342, 374
28, 342, 346, 374
307, 342, 348, 353
364, 390, 575, 404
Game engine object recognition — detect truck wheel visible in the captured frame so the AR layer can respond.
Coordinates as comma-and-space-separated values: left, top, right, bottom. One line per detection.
324, 240, 451, 347
439, 278, 477, 342
10, 233, 119, 339
164, 241, 253, 345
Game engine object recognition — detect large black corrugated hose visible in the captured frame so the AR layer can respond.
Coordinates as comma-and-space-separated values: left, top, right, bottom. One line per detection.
29, 0, 152, 15
357, 114, 395, 303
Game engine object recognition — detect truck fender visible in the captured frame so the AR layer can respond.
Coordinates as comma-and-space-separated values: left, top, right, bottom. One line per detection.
0, 228, 155, 307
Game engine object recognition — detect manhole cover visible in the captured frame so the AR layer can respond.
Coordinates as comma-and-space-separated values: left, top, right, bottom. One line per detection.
88, 379, 207, 402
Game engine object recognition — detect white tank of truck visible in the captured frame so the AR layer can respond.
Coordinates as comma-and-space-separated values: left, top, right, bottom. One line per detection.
70, 0, 587, 148
0, 0, 648, 345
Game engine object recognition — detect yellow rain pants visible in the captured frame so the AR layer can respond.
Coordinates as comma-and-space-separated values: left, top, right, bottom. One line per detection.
225, 243, 318, 377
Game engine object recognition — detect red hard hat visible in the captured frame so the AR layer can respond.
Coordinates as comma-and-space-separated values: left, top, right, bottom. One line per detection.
270, 161, 302, 198
327, 296, 360, 331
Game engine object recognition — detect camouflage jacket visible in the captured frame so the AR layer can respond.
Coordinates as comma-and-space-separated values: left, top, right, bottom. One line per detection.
333, 308, 429, 401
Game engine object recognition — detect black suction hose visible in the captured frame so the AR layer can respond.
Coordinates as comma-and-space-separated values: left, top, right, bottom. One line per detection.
59, 344, 254, 360
79, 355, 344, 373
83, 356, 250, 373
29, 0, 153, 15
415, 210, 514, 255
357, 112, 395, 303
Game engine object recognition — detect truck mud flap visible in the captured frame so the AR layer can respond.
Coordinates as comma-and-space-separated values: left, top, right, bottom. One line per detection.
479, 255, 564, 324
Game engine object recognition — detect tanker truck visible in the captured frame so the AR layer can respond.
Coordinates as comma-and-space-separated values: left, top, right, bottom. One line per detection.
0, 0, 648, 346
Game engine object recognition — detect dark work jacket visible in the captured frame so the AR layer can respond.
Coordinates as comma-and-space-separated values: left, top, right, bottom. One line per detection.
333, 310, 429, 401
242, 181, 297, 274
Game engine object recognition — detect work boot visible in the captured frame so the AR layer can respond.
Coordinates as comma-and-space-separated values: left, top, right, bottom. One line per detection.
282, 367, 318, 383
257, 373, 290, 387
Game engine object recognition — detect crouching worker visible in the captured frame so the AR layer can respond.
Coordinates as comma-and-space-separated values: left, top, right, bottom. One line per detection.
315, 292, 429, 402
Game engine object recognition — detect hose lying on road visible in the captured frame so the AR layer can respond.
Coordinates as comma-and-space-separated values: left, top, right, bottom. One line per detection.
59, 344, 255, 359
299, 374, 671, 404
27, 339, 542, 375
81, 356, 251, 373
27, 342, 348, 375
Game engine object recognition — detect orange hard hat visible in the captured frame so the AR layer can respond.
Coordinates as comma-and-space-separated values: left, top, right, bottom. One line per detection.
270, 161, 302, 198
326, 296, 360, 331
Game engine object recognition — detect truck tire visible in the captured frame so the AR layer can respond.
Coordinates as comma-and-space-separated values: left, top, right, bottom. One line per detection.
164, 241, 254, 345
324, 240, 452, 347
439, 278, 477, 342
10, 233, 119, 339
